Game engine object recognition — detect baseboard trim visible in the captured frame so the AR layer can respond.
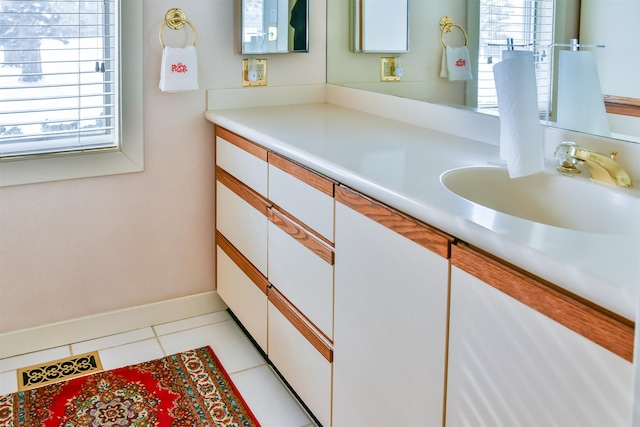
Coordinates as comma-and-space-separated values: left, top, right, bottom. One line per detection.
0, 291, 227, 359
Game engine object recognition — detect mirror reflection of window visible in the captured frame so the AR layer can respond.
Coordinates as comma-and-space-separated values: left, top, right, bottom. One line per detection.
243, 0, 264, 53
475, 0, 555, 115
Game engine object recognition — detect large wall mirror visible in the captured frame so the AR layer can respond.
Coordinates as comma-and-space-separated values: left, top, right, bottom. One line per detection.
327, 0, 640, 144
241, 0, 308, 53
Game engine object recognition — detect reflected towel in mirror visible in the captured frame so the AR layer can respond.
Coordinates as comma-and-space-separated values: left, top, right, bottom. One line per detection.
440, 46, 472, 81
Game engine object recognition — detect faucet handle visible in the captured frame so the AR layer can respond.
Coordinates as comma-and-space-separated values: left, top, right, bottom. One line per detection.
555, 141, 581, 174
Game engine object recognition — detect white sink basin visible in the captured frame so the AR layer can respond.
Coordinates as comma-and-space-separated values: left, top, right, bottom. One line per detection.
440, 166, 640, 235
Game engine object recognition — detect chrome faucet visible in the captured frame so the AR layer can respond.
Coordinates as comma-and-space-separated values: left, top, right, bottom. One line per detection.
555, 141, 632, 187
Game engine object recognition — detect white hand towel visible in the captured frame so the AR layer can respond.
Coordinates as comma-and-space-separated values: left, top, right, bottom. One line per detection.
440, 46, 472, 81
159, 46, 199, 92
493, 52, 545, 178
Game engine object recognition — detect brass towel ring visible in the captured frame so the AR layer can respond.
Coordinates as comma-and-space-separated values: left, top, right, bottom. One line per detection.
159, 8, 198, 48
439, 16, 468, 48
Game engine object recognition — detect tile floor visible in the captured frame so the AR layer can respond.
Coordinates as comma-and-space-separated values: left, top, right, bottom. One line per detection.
0, 310, 318, 427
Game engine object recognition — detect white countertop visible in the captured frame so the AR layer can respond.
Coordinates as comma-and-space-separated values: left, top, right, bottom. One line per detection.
205, 102, 640, 321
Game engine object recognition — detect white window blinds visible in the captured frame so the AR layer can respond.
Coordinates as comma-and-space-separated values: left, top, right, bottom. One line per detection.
0, 0, 119, 159
477, 0, 555, 113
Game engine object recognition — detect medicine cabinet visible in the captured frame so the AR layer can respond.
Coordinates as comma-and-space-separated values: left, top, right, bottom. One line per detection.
241, 0, 308, 53
352, 0, 409, 53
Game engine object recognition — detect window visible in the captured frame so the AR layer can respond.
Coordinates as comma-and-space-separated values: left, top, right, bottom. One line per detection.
477, 0, 555, 114
1, 0, 119, 158
0, 0, 143, 186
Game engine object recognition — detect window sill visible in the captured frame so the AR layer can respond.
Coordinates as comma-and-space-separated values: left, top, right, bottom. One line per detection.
0, 147, 143, 187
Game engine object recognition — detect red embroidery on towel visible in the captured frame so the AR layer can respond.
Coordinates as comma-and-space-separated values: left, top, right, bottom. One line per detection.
171, 62, 188, 73
455, 58, 467, 68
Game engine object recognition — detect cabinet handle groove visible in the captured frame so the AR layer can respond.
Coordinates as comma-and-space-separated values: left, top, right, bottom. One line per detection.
268, 152, 336, 197
216, 231, 269, 295
268, 208, 334, 265
269, 286, 334, 362
336, 185, 452, 258
451, 244, 635, 362
216, 126, 268, 161
216, 166, 271, 216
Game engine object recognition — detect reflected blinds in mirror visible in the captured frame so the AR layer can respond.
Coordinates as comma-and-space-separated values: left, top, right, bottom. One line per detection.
477, 0, 555, 115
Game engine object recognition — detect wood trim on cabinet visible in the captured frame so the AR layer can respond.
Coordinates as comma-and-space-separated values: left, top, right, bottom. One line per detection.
603, 95, 640, 118
451, 243, 635, 362
335, 185, 453, 258
216, 166, 271, 216
215, 126, 268, 161
268, 286, 334, 363
272, 204, 334, 248
267, 152, 336, 197
268, 208, 335, 265
216, 231, 269, 295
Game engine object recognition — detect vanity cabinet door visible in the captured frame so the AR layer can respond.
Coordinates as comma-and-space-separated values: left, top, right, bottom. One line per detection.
446, 244, 634, 427
333, 186, 452, 427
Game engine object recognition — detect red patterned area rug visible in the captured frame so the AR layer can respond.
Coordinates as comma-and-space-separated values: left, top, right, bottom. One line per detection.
0, 346, 261, 427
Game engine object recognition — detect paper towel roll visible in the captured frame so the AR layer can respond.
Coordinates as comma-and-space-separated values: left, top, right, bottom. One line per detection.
557, 50, 610, 137
493, 52, 545, 178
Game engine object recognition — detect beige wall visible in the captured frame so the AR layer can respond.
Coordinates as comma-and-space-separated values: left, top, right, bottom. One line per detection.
0, 0, 326, 334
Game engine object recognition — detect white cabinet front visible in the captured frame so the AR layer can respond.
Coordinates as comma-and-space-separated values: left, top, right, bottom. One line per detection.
216, 245, 267, 352
333, 196, 450, 427
216, 129, 268, 197
268, 300, 332, 427
446, 265, 633, 427
268, 156, 335, 242
216, 181, 268, 275
267, 211, 334, 339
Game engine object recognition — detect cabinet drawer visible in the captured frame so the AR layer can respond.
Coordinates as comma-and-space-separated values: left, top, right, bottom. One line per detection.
268, 153, 335, 242
216, 180, 268, 275
268, 294, 332, 427
216, 234, 268, 352
268, 208, 334, 339
216, 127, 268, 197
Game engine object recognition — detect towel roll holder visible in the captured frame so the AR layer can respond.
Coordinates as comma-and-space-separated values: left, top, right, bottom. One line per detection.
439, 16, 468, 48
159, 8, 198, 48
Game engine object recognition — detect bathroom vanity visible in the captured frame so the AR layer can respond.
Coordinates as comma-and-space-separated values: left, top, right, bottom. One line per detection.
206, 87, 638, 426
